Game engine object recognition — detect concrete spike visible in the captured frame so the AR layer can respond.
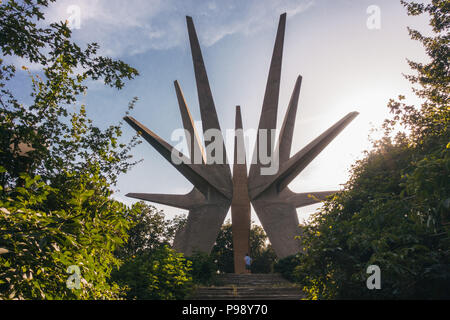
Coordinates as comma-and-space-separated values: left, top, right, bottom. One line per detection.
249, 13, 286, 180
186, 16, 232, 198
123, 116, 232, 199
249, 112, 359, 199
276, 112, 359, 193
233, 106, 247, 166
173, 199, 231, 256
231, 106, 251, 274
275, 75, 302, 164
126, 189, 206, 210
186, 16, 230, 168
174, 80, 206, 164
252, 199, 301, 258
281, 189, 337, 208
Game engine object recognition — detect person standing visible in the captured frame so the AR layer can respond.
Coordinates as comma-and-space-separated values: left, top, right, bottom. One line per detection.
244, 253, 252, 274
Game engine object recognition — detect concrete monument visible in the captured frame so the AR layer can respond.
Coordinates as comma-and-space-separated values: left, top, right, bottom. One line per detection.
124, 13, 358, 273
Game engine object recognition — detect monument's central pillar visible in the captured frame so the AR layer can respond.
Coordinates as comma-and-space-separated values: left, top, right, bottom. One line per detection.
231, 106, 251, 274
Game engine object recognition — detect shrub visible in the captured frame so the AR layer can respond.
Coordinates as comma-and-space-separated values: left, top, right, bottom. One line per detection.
274, 255, 302, 282
188, 251, 217, 285
0, 168, 135, 300
251, 246, 277, 274
111, 246, 192, 300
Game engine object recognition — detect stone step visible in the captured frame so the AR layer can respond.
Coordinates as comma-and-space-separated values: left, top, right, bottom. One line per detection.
217, 274, 286, 279
214, 274, 291, 287
191, 291, 304, 300
189, 274, 304, 300
194, 287, 301, 293
192, 296, 302, 300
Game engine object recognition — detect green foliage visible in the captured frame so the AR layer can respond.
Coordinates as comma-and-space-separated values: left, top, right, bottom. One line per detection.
294, 0, 450, 300
0, 166, 137, 299
295, 143, 450, 299
0, 0, 143, 300
401, 0, 449, 107
109, 203, 194, 300
187, 251, 217, 285
115, 201, 186, 259
0, 0, 141, 188
211, 223, 234, 273
250, 247, 277, 274
249, 224, 277, 274
274, 255, 302, 282
111, 246, 192, 300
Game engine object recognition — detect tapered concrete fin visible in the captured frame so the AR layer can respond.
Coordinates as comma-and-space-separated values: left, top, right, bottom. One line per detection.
249, 13, 286, 180
126, 189, 205, 210
173, 202, 231, 256
124, 116, 232, 199
235, 106, 243, 133
249, 112, 359, 199
252, 200, 301, 258
185, 16, 220, 135
276, 75, 303, 164
174, 80, 206, 164
283, 190, 338, 208
234, 106, 247, 166
258, 12, 286, 132
276, 111, 359, 193
186, 17, 233, 188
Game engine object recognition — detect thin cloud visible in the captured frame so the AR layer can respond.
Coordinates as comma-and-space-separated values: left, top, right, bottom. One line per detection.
43, 0, 315, 57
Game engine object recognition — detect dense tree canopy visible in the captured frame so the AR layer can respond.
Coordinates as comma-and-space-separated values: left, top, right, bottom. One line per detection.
0, 0, 143, 299
293, 0, 449, 300
0, 0, 140, 186
115, 202, 186, 259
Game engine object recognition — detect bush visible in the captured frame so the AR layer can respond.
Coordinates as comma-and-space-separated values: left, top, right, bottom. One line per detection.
111, 246, 192, 300
274, 255, 302, 282
295, 143, 450, 299
188, 251, 217, 285
0, 168, 135, 300
251, 246, 277, 274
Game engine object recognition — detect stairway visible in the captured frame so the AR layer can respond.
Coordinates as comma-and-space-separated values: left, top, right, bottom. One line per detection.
189, 274, 304, 300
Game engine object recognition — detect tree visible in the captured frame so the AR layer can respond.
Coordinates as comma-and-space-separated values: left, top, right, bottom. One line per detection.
186, 251, 217, 286
294, 0, 449, 300
0, 0, 141, 299
115, 201, 186, 259
211, 222, 234, 273
0, 0, 140, 187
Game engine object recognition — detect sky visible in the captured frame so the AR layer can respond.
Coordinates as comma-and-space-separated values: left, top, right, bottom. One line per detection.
16, 0, 431, 225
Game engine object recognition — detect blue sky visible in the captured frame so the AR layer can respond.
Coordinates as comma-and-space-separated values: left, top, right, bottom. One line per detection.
17, 0, 431, 224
